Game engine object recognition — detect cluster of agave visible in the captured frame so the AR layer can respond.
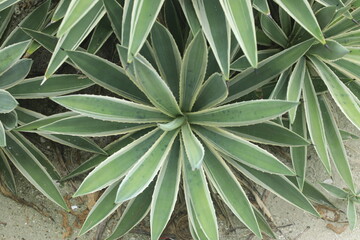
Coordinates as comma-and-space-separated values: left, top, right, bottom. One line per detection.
1, 0, 360, 239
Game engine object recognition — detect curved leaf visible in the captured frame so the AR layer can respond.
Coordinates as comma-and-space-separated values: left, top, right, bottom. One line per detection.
181, 123, 204, 170
0, 89, 18, 113
0, 40, 30, 75
0, 59, 32, 89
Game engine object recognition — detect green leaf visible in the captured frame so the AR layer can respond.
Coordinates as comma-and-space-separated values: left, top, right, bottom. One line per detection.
151, 22, 182, 100
158, 116, 185, 132
8, 74, 93, 99
324, 8, 360, 37
203, 145, 261, 238
0, 121, 5, 147
52, 0, 71, 22
127, 0, 165, 62
44, 2, 105, 80
115, 130, 178, 203
79, 182, 121, 235
51, 95, 171, 123
320, 182, 348, 199
229, 159, 319, 217
21, 28, 58, 54
253, 208, 276, 238
193, 73, 228, 111
150, 141, 181, 240
0, 89, 18, 113
3, 132, 68, 210
178, 0, 201, 35
0, 111, 18, 130
57, 0, 100, 37
121, 0, 134, 47
87, 15, 113, 54
103, 0, 123, 42
0, 59, 32, 89
319, 96, 355, 193
253, 0, 270, 15
340, 129, 359, 140
66, 50, 148, 104
309, 56, 360, 131
315, 6, 336, 30
307, 40, 349, 61
260, 14, 288, 48
231, 49, 280, 72
290, 104, 307, 190
74, 129, 162, 196
347, 199, 357, 230
287, 58, 306, 124
133, 55, 182, 117
226, 39, 314, 102
1, 0, 50, 47
0, 6, 13, 40
182, 142, 219, 240
192, 0, 230, 78
193, 126, 294, 175
333, 29, 360, 46
0, 150, 16, 192
180, 31, 207, 112
0, 0, 20, 12
0, 40, 30, 75
107, 183, 154, 240
273, 0, 325, 43
38, 115, 153, 137
188, 100, 298, 127
219, 0, 257, 67
63, 130, 151, 181
227, 121, 309, 147
181, 122, 204, 170
303, 70, 331, 173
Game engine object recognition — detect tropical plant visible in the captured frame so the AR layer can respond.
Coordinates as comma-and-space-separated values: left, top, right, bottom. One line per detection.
4, 0, 360, 239
0, 0, 107, 211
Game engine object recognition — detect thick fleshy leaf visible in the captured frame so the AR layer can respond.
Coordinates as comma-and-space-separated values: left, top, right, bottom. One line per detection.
38, 115, 153, 137
324, 8, 360, 37
1, 0, 50, 47
0, 150, 16, 192
0, 111, 17, 130
307, 40, 349, 61
192, 0, 230, 78
107, 183, 154, 240
203, 145, 261, 238
158, 116, 185, 132
253, 0, 270, 15
0, 40, 30, 75
0, 122, 5, 147
303, 70, 331, 173
227, 121, 309, 146
309, 56, 360, 130
150, 141, 181, 240
315, 6, 337, 30
253, 208, 276, 238
193, 73, 228, 111
260, 14, 288, 48
133, 55, 182, 117
57, 0, 100, 37
226, 39, 314, 102
320, 182, 348, 199
0, 59, 32, 89
219, 0, 257, 67
0, 6, 13, 40
74, 129, 162, 196
193, 126, 294, 175
0, 90, 18, 113
151, 22, 181, 100
0, 0, 20, 12
231, 49, 280, 72
188, 100, 297, 127
51, 95, 171, 123
3, 132, 68, 210
340, 129, 359, 140
181, 142, 219, 240
127, 0, 165, 62
229, 159, 319, 217
8, 74, 93, 99
181, 123, 204, 170
287, 57, 306, 123
179, 31, 207, 112
115, 130, 178, 203
333, 30, 360, 46
63, 130, 152, 181
44, 2, 105, 80
121, 0, 134, 47
87, 15, 113, 54
290, 105, 307, 190
21, 28, 58, 54
319, 96, 355, 193
66, 51, 148, 103
348, 199, 357, 230
103, 0, 123, 42
273, 0, 325, 43
52, 0, 70, 22
79, 182, 121, 235
178, 0, 201, 35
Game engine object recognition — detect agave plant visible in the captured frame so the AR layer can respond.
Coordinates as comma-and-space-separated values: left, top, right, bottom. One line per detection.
8, 0, 360, 238
0, 1, 108, 211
